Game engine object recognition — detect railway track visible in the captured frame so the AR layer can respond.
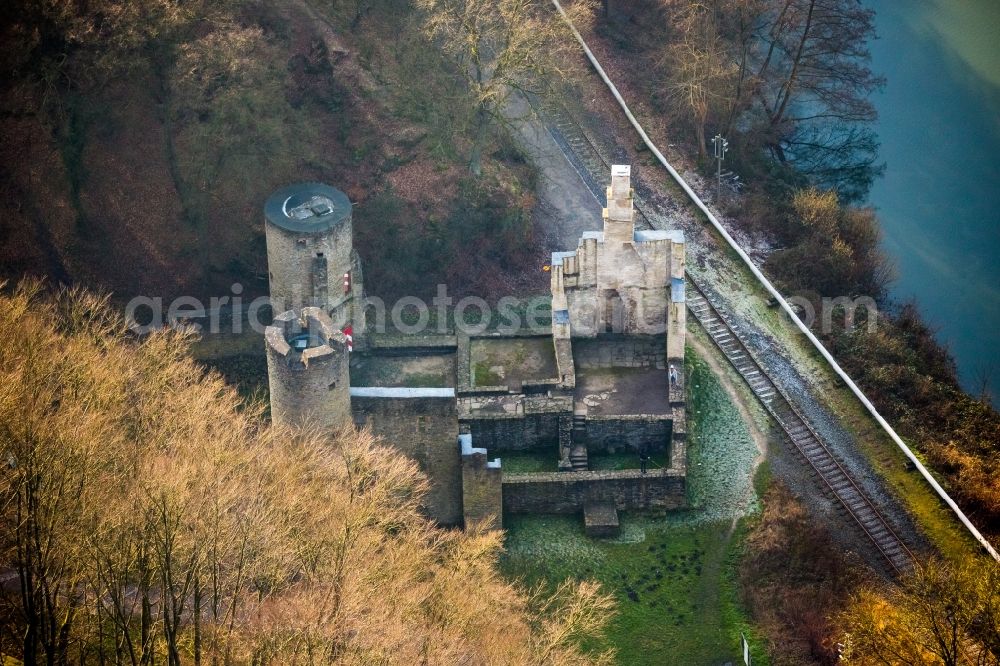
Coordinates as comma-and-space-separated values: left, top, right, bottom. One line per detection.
685, 284, 914, 575
533, 95, 657, 223
529, 93, 915, 575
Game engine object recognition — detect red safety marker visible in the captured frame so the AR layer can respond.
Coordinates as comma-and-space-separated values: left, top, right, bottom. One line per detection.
343, 325, 353, 352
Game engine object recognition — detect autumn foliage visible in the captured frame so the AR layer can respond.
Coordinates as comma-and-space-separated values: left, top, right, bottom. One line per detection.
836, 557, 1000, 665
763, 187, 1000, 535
832, 306, 1000, 534
765, 188, 894, 299
0, 282, 614, 665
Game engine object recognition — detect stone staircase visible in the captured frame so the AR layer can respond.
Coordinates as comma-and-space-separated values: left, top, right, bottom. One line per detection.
570, 412, 588, 470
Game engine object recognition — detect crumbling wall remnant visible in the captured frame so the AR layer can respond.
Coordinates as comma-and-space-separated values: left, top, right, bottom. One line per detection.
265, 307, 352, 431
502, 469, 685, 514
461, 433, 502, 529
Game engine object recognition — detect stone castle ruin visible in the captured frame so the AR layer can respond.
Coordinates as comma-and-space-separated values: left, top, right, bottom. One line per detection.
264, 166, 687, 535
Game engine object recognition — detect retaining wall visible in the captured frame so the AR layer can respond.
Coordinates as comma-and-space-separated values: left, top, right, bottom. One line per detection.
351, 393, 462, 525
573, 335, 667, 369
466, 412, 562, 451
585, 415, 671, 453
502, 469, 685, 514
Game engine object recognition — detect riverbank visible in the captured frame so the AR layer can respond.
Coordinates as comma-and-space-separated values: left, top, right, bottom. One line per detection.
561, 0, 1000, 547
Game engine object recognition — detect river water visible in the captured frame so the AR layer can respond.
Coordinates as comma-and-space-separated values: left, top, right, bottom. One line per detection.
865, 0, 1000, 405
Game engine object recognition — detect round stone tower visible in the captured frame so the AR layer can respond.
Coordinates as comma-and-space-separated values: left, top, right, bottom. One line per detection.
264, 183, 359, 328
265, 307, 352, 431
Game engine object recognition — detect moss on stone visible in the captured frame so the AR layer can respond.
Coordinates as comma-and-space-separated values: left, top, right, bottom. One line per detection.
473, 361, 504, 386
499, 450, 560, 473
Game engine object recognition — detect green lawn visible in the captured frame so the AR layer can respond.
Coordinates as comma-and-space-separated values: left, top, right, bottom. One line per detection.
501, 450, 560, 473
500, 346, 768, 664
503, 514, 758, 664
589, 451, 669, 471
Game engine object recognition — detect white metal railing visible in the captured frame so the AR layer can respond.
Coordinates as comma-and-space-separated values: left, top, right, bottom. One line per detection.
549, 0, 998, 561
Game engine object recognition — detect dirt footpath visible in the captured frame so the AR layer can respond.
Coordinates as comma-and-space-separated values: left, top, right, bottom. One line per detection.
505, 93, 603, 252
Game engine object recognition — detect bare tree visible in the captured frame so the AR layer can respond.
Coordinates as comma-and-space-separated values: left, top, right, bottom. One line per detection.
838, 557, 1000, 666
416, 0, 593, 175
660, 1, 738, 158
0, 281, 616, 665
717, 0, 770, 137
748, 0, 885, 199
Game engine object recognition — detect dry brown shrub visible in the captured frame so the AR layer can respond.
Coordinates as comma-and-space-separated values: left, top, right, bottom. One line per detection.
740, 482, 865, 666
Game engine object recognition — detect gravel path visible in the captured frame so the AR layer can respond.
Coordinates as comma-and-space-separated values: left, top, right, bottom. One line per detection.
505, 93, 603, 251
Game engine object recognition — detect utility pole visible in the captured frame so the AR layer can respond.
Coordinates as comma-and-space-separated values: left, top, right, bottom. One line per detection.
712, 134, 728, 200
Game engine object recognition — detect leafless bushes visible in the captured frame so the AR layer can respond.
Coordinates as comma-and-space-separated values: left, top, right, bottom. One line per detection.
637, 0, 883, 198
0, 281, 614, 664
415, 0, 594, 174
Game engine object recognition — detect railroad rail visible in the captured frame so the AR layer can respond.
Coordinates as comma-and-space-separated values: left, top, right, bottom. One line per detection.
526, 81, 915, 575
686, 283, 914, 574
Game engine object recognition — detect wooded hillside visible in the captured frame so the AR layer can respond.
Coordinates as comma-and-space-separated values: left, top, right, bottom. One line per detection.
0, 0, 544, 302
0, 281, 613, 664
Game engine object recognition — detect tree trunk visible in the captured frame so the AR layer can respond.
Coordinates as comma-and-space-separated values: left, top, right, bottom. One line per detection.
194, 575, 202, 666
56, 598, 75, 666
769, 140, 788, 164
141, 576, 153, 666
469, 105, 490, 177
771, 0, 816, 127
20, 555, 38, 666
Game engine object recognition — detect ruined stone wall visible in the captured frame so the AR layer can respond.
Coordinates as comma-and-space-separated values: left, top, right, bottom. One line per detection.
669, 406, 687, 471
344, 249, 366, 347
461, 440, 502, 530
584, 416, 672, 454
554, 232, 678, 339
591, 238, 671, 336
553, 335, 575, 388
550, 166, 687, 357
551, 166, 678, 338
552, 235, 599, 336
465, 413, 561, 452
667, 240, 686, 361
351, 395, 462, 525
502, 469, 686, 514
573, 335, 667, 369
367, 334, 458, 354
